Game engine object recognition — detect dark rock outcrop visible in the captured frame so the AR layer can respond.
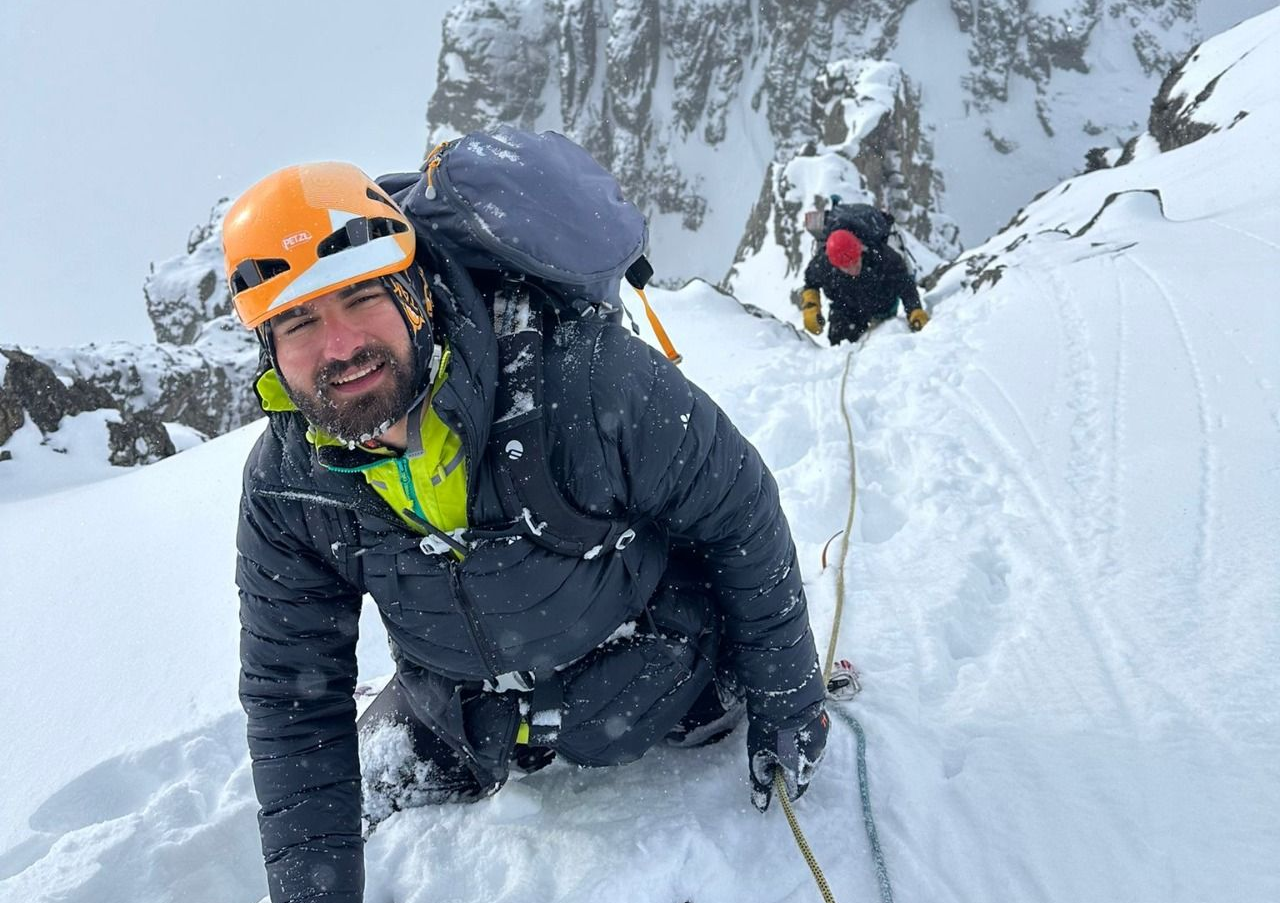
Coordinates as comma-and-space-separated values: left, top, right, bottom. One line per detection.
1, 201, 259, 471
0, 349, 114, 435
1148, 48, 1223, 152
0, 348, 176, 466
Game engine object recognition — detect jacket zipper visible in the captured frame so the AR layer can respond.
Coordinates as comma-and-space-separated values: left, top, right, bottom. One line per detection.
261, 481, 502, 681
396, 455, 500, 679
395, 457, 428, 525
448, 564, 502, 679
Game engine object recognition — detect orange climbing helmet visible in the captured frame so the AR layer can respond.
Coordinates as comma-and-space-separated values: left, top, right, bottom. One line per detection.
222, 162, 417, 329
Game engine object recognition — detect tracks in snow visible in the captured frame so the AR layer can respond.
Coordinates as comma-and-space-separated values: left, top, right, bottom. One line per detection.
1122, 254, 1217, 604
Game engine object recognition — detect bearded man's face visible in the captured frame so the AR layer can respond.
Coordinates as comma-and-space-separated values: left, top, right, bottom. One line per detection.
270, 282, 415, 443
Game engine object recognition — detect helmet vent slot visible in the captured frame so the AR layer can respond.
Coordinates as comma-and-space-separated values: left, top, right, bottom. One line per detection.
230, 258, 291, 296
317, 216, 409, 258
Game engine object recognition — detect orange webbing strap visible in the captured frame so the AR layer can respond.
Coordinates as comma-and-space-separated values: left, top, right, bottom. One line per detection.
422, 140, 450, 192
633, 287, 682, 364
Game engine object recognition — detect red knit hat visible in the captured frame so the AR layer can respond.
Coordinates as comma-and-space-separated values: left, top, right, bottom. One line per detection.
826, 229, 864, 269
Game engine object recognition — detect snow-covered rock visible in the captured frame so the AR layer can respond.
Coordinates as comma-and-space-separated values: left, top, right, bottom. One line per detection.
144, 200, 235, 345
929, 4, 1279, 303
0, 203, 259, 494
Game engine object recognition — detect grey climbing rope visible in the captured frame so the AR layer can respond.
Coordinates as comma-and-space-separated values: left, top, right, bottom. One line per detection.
829, 706, 895, 903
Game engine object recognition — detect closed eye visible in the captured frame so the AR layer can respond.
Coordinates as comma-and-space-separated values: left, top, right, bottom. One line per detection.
346, 290, 388, 311
280, 315, 316, 336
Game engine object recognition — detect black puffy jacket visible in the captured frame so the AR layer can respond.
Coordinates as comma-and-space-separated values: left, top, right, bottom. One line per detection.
237, 246, 825, 902
804, 243, 922, 322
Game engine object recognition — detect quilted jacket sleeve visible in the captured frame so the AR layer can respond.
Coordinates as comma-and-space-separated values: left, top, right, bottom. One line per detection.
803, 252, 825, 292
585, 324, 826, 730
237, 442, 364, 903
884, 247, 922, 313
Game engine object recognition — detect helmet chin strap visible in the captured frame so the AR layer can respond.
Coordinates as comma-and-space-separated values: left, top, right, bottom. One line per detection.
256, 322, 286, 389
380, 263, 437, 405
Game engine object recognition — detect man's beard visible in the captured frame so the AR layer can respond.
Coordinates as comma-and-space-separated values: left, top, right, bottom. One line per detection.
288, 344, 417, 444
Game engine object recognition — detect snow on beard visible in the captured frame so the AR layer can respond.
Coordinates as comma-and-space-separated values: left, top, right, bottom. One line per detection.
290, 343, 416, 445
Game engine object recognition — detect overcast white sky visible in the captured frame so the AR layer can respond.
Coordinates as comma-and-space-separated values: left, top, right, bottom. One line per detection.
0, 0, 445, 346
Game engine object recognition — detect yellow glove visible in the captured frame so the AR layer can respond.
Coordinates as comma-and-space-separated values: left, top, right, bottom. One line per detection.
801, 289, 824, 335
908, 308, 930, 332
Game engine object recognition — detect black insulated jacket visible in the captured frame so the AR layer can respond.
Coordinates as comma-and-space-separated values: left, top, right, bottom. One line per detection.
804, 243, 922, 321
237, 245, 825, 902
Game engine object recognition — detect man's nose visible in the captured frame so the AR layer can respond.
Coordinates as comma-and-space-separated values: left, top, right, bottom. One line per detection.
320, 311, 365, 361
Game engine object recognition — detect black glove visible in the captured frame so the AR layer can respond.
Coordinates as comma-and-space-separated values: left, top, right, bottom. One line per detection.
748, 706, 829, 811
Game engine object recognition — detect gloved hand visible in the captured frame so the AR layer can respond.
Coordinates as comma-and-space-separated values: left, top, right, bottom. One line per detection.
748, 706, 829, 812
908, 308, 930, 332
801, 289, 825, 335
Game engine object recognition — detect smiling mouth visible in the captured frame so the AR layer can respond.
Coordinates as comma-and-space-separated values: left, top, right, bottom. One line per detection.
328, 360, 386, 392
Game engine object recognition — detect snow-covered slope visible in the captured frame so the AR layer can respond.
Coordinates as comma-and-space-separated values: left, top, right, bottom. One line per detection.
3, 8, 1279, 903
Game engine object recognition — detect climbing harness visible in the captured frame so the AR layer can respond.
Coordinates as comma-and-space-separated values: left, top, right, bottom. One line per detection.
773, 350, 896, 903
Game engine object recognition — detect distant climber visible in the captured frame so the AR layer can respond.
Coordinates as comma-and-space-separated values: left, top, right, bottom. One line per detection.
800, 203, 929, 343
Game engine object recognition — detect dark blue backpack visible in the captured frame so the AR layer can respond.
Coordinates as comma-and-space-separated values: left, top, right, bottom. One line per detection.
823, 202, 894, 246
378, 127, 653, 320
377, 129, 662, 559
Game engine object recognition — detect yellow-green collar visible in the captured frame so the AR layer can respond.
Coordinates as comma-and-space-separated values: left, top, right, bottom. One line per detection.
256, 346, 452, 455
255, 368, 296, 414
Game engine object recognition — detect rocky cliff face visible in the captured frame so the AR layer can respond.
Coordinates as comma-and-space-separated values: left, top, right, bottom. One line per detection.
2, 0, 1251, 486
427, 0, 1212, 283
0, 203, 259, 474
922, 4, 1274, 324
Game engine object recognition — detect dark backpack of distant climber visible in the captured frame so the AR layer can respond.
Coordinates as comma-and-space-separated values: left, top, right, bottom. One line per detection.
799, 201, 929, 344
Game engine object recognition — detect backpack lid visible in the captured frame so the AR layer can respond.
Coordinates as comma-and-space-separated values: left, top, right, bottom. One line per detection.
824, 202, 893, 246
398, 128, 648, 289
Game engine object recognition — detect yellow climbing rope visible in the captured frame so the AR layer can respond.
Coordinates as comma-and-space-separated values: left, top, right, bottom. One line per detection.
774, 349, 895, 903
826, 350, 858, 677
776, 770, 837, 903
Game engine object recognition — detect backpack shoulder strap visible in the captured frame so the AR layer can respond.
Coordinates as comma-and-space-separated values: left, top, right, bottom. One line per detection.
469, 279, 636, 558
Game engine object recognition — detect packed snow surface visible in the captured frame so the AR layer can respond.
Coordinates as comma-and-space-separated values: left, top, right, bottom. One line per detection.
3, 10, 1280, 903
